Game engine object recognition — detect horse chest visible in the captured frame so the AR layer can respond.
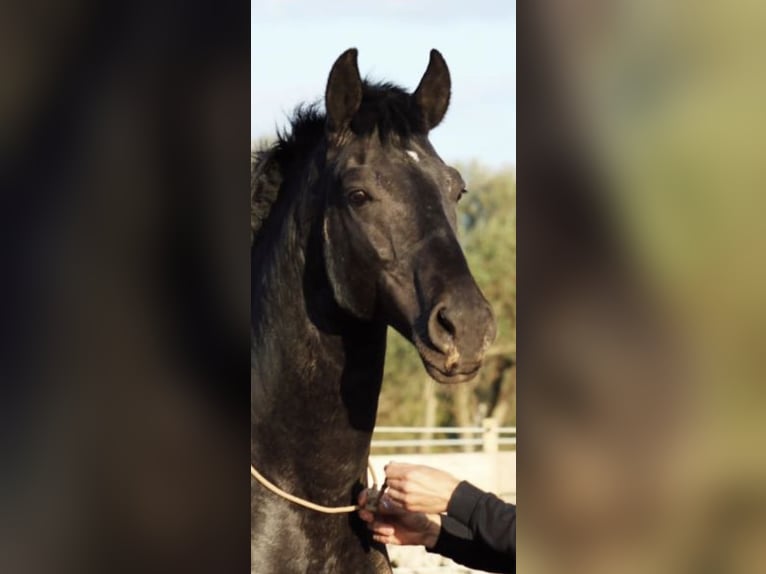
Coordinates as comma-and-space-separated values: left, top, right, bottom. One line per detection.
252, 504, 390, 574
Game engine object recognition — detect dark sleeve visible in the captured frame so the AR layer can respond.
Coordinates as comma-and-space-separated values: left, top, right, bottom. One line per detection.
427, 515, 512, 573
426, 481, 515, 573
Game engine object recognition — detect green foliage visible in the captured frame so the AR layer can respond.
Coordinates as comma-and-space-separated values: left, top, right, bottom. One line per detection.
376, 329, 428, 427
377, 161, 517, 428
457, 161, 517, 350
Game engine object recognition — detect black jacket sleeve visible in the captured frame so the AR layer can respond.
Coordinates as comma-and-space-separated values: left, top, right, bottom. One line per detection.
426, 481, 515, 574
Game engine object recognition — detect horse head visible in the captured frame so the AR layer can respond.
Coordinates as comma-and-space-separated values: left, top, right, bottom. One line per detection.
319, 48, 497, 384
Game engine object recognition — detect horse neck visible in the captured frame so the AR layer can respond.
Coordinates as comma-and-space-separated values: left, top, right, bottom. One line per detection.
252, 174, 387, 504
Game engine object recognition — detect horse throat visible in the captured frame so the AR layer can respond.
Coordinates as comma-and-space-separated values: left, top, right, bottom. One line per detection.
252, 196, 387, 506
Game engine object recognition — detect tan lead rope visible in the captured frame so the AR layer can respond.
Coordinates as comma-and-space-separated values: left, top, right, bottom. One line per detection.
250, 462, 381, 514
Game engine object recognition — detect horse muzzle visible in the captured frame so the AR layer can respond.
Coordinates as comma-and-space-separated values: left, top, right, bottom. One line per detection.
415, 290, 497, 384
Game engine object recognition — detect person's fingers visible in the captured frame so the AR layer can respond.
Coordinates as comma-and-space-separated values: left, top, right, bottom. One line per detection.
385, 489, 432, 513
384, 479, 406, 497
358, 509, 373, 523
385, 486, 421, 510
384, 487, 406, 506
386, 475, 427, 505
384, 462, 414, 479
374, 531, 409, 546
369, 520, 395, 536
376, 493, 406, 515
390, 463, 453, 488
386, 491, 412, 514
372, 533, 393, 545
359, 484, 412, 515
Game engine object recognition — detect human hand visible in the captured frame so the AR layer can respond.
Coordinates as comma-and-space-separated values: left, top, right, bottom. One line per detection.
383, 462, 460, 514
357, 490, 441, 548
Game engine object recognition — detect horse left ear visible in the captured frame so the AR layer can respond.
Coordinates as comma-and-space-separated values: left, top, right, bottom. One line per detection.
325, 48, 363, 135
413, 49, 451, 131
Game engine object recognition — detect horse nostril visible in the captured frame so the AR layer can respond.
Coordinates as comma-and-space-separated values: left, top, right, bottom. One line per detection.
428, 303, 458, 355
437, 307, 456, 338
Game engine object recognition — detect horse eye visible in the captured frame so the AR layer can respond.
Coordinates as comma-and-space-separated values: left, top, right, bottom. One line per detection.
347, 189, 369, 206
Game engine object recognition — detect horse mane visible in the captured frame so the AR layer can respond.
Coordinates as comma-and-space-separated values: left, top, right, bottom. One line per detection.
251, 147, 284, 243
251, 81, 424, 242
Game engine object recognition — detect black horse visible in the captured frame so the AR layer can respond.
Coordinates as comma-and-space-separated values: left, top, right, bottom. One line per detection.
251, 48, 496, 573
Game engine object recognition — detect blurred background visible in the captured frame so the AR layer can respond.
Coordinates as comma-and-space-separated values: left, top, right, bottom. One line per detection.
519, 2, 766, 573
1, 2, 250, 572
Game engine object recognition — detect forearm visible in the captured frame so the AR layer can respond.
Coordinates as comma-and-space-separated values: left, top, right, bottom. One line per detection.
446, 482, 516, 561
427, 516, 511, 573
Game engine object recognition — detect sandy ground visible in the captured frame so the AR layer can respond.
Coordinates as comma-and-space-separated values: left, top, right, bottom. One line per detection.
390, 545, 493, 573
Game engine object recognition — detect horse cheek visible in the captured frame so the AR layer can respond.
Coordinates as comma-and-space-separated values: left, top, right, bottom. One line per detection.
322, 216, 377, 320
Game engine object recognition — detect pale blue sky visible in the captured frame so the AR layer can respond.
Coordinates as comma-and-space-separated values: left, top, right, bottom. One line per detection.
251, 0, 516, 168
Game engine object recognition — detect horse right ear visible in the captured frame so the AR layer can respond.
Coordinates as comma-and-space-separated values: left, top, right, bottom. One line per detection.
413, 49, 451, 131
325, 48, 363, 135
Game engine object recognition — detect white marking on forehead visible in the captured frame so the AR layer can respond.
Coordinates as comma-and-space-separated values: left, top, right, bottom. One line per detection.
406, 150, 420, 162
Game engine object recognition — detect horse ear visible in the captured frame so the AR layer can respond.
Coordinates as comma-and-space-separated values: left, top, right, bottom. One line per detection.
325, 48, 363, 134
413, 49, 451, 131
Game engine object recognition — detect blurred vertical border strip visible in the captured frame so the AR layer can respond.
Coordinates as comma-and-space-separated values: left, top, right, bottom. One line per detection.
518, 2, 766, 573
0, 1, 251, 573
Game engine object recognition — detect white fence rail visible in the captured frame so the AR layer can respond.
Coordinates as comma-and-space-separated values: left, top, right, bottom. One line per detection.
371, 420, 516, 452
